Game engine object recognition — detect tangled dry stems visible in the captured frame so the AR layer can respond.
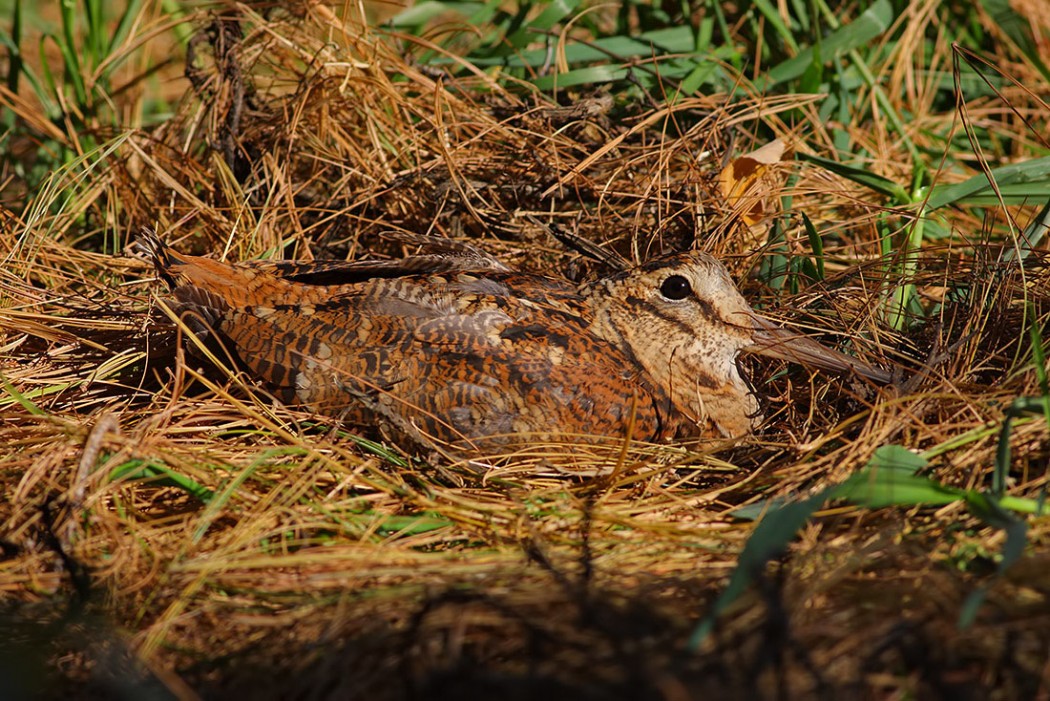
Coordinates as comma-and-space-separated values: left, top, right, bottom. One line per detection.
2, 1, 1050, 697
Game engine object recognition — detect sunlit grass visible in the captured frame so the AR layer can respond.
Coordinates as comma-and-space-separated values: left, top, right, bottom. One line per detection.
2, 0, 1050, 697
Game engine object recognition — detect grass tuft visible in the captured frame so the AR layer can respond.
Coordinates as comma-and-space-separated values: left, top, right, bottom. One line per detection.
2, 0, 1050, 697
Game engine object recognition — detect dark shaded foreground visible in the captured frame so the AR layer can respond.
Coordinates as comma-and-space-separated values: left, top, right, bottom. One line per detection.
5, 552, 1048, 701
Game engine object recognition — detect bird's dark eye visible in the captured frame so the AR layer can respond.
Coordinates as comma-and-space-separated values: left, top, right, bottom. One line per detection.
659, 274, 692, 301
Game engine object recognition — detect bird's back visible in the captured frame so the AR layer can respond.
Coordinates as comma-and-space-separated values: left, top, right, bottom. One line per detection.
140, 235, 677, 453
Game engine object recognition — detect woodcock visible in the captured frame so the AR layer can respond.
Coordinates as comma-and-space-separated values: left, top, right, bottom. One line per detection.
139, 231, 890, 455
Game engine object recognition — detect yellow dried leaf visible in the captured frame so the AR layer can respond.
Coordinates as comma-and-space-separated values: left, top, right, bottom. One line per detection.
719, 139, 794, 227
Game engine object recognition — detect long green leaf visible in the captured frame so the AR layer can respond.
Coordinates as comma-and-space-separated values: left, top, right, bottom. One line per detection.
0, 372, 47, 416
978, 0, 1050, 81
389, 2, 486, 28
6, 0, 23, 95
503, 0, 579, 50
801, 212, 825, 281
532, 64, 627, 90
925, 156, 1050, 210
473, 26, 718, 68
765, 0, 893, 86
995, 397, 1050, 497
193, 447, 309, 542
58, 0, 88, 107
799, 152, 910, 202
713, 444, 1041, 650
109, 459, 215, 503
109, 0, 144, 56
84, 0, 104, 67
373, 513, 453, 537
833, 447, 966, 508
958, 493, 1029, 628
689, 486, 832, 649
751, 0, 799, 53
37, 35, 65, 119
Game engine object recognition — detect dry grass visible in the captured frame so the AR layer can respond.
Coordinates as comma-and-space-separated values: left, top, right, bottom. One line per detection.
2, 1, 1050, 698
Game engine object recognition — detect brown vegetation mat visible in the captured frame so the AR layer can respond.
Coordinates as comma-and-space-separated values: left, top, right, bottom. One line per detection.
2, 3, 1050, 699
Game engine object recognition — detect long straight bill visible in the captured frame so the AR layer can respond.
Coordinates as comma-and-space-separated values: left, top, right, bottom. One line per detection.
746, 316, 892, 384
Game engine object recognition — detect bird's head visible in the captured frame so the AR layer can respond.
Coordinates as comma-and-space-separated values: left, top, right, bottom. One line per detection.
586, 250, 889, 437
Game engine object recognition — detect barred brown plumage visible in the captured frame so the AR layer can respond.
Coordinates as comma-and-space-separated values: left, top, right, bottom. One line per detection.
137, 230, 890, 455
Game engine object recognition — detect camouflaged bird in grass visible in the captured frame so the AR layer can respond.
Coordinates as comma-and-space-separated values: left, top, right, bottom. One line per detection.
137, 229, 890, 455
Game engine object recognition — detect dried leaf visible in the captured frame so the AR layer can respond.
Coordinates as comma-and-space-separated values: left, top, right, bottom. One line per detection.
718, 139, 794, 228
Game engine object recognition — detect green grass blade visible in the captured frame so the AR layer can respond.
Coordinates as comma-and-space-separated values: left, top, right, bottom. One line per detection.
799, 152, 910, 202
503, 0, 579, 50
109, 459, 215, 503
532, 64, 628, 90
6, 0, 23, 95
193, 447, 307, 543
958, 493, 1029, 628
372, 513, 454, 537
84, 0, 104, 67
751, 0, 799, 53
38, 35, 65, 119
995, 397, 1050, 498
465, 0, 504, 28
926, 156, 1050, 210
949, 186, 1050, 207
472, 25, 718, 68
675, 59, 719, 98
833, 446, 966, 508
0, 372, 47, 416
389, 2, 484, 28
714, 444, 1039, 649
689, 485, 833, 649
58, 0, 88, 108
109, 0, 144, 56
0, 31, 51, 116
979, 0, 1050, 81
801, 212, 825, 281
765, 0, 892, 86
